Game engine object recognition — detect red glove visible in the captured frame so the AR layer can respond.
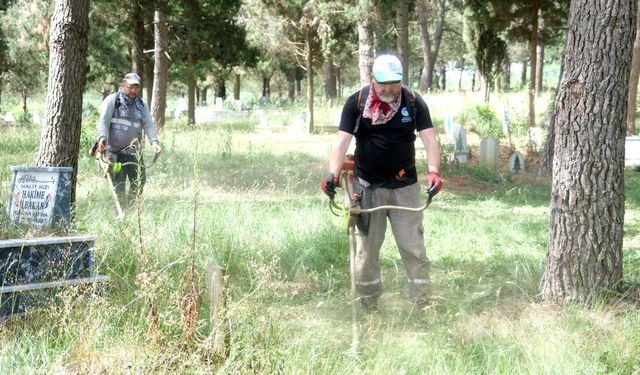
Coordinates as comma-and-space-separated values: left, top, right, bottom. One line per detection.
427, 171, 442, 195
321, 173, 338, 199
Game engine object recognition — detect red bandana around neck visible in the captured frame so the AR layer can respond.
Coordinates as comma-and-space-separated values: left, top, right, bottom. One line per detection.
363, 82, 401, 125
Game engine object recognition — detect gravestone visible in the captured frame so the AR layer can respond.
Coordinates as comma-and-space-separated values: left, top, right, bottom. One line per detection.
480, 137, 499, 170
4, 112, 14, 125
215, 97, 224, 110
502, 108, 511, 137
508, 151, 526, 173
453, 126, 468, 163
0, 235, 109, 318
625, 136, 640, 167
445, 115, 455, 140
233, 100, 242, 111
7, 167, 73, 229
529, 127, 543, 151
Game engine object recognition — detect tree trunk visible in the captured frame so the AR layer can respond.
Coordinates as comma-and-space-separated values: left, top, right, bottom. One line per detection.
21, 89, 27, 116
417, 0, 446, 91
396, 0, 409, 85
538, 55, 565, 178
501, 58, 511, 92
357, 1, 373, 87
627, 0, 640, 135
36, 0, 89, 207
188, 78, 195, 125
542, 0, 635, 302
233, 72, 240, 101
521, 59, 527, 88
535, 43, 545, 94
150, 10, 168, 130
305, 26, 314, 133
201, 85, 207, 105
287, 66, 295, 102
144, 9, 153, 106
215, 77, 226, 99
323, 55, 337, 101
131, 1, 145, 101
528, 0, 540, 128
416, 0, 432, 90
262, 75, 270, 99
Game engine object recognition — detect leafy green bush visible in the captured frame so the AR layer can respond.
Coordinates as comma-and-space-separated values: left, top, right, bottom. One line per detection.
475, 104, 501, 139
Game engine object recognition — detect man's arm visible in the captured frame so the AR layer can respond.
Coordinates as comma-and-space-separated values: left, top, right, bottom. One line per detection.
97, 94, 115, 143
329, 130, 353, 178
418, 128, 440, 173
141, 101, 162, 154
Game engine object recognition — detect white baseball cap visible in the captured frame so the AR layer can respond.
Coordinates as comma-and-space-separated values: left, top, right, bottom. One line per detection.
372, 54, 403, 83
123, 72, 141, 85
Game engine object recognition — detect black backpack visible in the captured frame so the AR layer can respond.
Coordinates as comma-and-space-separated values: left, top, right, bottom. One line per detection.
353, 85, 417, 133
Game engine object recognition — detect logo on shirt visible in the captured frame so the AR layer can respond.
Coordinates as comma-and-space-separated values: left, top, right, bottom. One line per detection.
401, 107, 412, 123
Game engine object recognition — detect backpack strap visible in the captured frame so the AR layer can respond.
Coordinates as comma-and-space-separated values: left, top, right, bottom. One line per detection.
354, 85, 370, 134
401, 86, 417, 126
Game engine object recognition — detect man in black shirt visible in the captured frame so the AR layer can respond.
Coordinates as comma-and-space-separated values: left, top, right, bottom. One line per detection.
321, 54, 442, 311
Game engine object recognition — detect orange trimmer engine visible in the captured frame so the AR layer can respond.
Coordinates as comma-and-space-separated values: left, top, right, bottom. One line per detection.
341, 154, 362, 203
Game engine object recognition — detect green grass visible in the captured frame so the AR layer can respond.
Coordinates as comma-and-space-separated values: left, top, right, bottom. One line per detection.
1, 113, 640, 374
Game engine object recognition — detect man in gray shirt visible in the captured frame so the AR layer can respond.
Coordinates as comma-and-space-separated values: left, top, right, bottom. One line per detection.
96, 72, 161, 208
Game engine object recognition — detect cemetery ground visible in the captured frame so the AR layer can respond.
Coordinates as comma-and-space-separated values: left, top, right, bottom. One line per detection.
1, 109, 640, 373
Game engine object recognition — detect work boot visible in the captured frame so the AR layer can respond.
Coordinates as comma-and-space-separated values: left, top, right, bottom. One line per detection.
360, 296, 378, 313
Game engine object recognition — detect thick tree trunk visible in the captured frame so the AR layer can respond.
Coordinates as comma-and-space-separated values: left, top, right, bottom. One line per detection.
396, 0, 409, 85
542, 0, 636, 302
627, 0, 640, 135
323, 55, 337, 100
36, 0, 89, 207
150, 10, 168, 130
215, 77, 226, 100
528, 0, 539, 128
357, 7, 373, 87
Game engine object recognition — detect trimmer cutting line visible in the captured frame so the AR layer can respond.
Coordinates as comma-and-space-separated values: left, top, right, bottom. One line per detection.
328, 155, 436, 353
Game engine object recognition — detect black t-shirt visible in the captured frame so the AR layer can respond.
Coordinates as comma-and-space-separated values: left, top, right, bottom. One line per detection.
339, 86, 433, 188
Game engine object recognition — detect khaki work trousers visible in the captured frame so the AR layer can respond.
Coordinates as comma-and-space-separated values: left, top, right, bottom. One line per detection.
354, 182, 431, 304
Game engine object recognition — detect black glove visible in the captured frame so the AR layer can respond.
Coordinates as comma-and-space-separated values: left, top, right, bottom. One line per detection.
321, 173, 338, 199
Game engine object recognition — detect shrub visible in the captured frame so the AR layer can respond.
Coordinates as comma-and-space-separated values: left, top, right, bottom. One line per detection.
475, 104, 501, 139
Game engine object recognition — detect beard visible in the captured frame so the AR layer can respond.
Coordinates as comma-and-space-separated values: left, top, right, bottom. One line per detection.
378, 94, 396, 103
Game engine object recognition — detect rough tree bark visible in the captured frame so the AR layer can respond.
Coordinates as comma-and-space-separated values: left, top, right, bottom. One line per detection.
150, 10, 168, 130
542, 0, 636, 302
396, 0, 409, 85
416, 0, 446, 91
627, 0, 640, 135
357, 1, 373, 87
36, 0, 89, 207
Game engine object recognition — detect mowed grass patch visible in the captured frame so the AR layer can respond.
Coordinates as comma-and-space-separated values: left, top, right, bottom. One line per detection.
1, 116, 640, 373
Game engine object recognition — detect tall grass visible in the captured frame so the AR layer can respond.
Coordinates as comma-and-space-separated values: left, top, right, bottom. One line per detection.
0, 115, 640, 374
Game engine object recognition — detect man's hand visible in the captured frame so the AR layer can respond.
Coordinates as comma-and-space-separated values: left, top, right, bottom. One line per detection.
427, 171, 442, 195
321, 173, 338, 199
97, 138, 107, 152
153, 143, 162, 155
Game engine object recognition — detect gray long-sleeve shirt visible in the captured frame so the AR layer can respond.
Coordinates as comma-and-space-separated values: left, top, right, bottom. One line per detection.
97, 93, 159, 146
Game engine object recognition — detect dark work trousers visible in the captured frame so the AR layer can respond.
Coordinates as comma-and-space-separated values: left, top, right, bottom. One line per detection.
108, 152, 146, 208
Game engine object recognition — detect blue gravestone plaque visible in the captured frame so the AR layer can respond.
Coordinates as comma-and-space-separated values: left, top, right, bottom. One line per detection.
7, 166, 73, 228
